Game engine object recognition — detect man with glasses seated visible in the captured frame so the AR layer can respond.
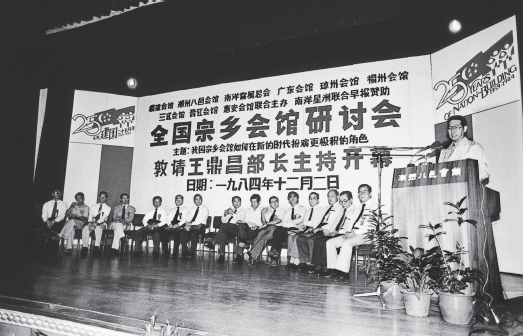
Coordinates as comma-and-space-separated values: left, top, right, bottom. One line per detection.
53, 192, 89, 254
325, 184, 378, 281
109, 193, 136, 256
165, 194, 189, 258
439, 115, 489, 183
81, 191, 111, 257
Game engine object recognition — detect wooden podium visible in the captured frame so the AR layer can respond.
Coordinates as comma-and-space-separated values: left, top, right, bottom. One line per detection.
391, 159, 503, 301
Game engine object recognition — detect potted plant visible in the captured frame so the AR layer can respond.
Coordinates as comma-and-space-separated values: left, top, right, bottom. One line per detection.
419, 197, 483, 324
365, 208, 407, 309
394, 246, 442, 317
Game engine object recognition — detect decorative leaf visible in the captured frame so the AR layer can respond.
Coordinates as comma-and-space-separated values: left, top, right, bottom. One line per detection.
457, 196, 467, 208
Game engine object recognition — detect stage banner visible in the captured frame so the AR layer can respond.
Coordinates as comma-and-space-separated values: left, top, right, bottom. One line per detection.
131, 56, 434, 213
68, 90, 138, 147
432, 16, 521, 123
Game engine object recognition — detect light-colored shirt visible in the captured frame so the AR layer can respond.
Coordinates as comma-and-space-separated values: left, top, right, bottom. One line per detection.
336, 204, 359, 234
221, 207, 246, 224
281, 204, 306, 228
142, 207, 168, 227
244, 206, 263, 227
67, 203, 90, 226
112, 204, 136, 225
439, 138, 489, 181
322, 202, 345, 232
89, 203, 112, 224
303, 205, 327, 229
263, 207, 286, 225
187, 205, 209, 226
351, 198, 379, 233
42, 199, 68, 222
168, 205, 189, 225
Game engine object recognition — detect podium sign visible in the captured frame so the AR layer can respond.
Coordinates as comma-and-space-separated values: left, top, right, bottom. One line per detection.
392, 159, 502, 300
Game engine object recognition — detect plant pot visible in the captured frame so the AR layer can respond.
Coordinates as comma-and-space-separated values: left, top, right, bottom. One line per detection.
402, 291, 432, 317
380, 282, 404, 309
439, 292, 476, 324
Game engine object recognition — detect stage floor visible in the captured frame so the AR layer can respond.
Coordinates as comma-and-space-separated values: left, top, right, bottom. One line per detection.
1, 250, 522, 336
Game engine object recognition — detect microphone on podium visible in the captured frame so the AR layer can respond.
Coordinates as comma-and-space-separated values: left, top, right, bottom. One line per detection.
408, 141, 443, 167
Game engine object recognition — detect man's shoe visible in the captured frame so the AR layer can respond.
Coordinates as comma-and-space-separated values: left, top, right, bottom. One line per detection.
180, 251, 188, 258
270, 260, 279, 267
217, 255, 225, 262
162, 249, 170, 256
289, 263, 299, 270
111, 248, 119, 256
232, 255, 243, 264
324, 269, 339, 278
80, 247, 88, 257
92, 246, 100, 257
334, 273, 350, 282
187, 252, 195, 259
297, 263, 307, 270
204, 242, 215, 250
64, 249, 72, 254
152, 251, 160, 258
171, 253, 178, 258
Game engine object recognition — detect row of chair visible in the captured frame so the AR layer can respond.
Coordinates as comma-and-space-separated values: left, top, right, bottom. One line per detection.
54, 214, 376, 281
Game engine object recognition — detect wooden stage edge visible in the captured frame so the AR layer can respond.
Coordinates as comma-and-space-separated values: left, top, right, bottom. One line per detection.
0, 251, 522, 336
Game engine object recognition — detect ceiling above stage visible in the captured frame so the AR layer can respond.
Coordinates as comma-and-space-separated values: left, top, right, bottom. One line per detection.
39, 0, 523, 97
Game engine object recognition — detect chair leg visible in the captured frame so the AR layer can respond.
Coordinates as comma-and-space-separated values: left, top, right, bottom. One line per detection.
354, 248, 359, 282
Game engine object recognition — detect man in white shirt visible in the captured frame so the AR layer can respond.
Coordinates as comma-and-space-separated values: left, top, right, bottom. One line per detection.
287, 192, 325, 268
244, 196, 285, 265
52, 192, 89, 254
133, 196, 168, 257
180, 194, 209, 258
204, 196, 246, 262
41, 189, 68, 252
268, 191, 306, 266
109, 193, 136, 256
163, 194, 189, 258
297, 189, 343, 271
81, 191, 111, 257
326, 184, 379, 281
439, 115, 489, 183
234, 194, 263, 263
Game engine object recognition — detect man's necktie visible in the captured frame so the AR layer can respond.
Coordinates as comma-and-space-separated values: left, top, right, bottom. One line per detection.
121, 205, 126, 220
190, 207, 199, 223
335, 208, 347, 231
269, 209, 276, 222
49, 201, 58, 221
172, 207, 180, 224
94, 204, 102, 222
353, 204, 366, 229
228, 209, 237, 223
291, 207, 295, 220
317, 206, 333, 228
308, 208, 314, 221
153, 208, 158, 221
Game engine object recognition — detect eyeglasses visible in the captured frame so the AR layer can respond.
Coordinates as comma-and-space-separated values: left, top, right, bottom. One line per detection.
339, 199, 350, 204
358, 190, 369, 195
447, 125, 463, 131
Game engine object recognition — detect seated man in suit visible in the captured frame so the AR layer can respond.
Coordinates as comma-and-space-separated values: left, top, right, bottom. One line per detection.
326, 184, 379, 281
164, 194, 189, 258
180, 194, 209, 258
134, 196, 167, 257
439, 115, 489, 183
286, 192, 325, 268
244, 196, 285, 265
81, 191, 111, 257
109, 193, 136, 256
40, 189, 68, 252
297, 189, 343, 271
268, 191, 306, 266
204, 196, 246, 262
233, 194, 263, 264
52, 192, 89, 254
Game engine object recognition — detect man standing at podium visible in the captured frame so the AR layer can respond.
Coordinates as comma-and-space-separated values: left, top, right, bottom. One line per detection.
439, 115, 490, 182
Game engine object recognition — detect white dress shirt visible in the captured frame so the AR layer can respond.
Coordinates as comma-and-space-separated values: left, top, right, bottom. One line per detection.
336, 204, 359, 234
351, 199, 379, 233
42, 199, 68, 222
322, 202, 345, 232
221, 207, 246, 224
244, 206, 263, 227
263, 207, 286, 226
439, 138, 489, 181
142, 207, 168, 227
187, 205, 209, 226
88, 203, 112, 224
168, 205, 189, 225
281, 204, 306, 228
303, 205, 327, 229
